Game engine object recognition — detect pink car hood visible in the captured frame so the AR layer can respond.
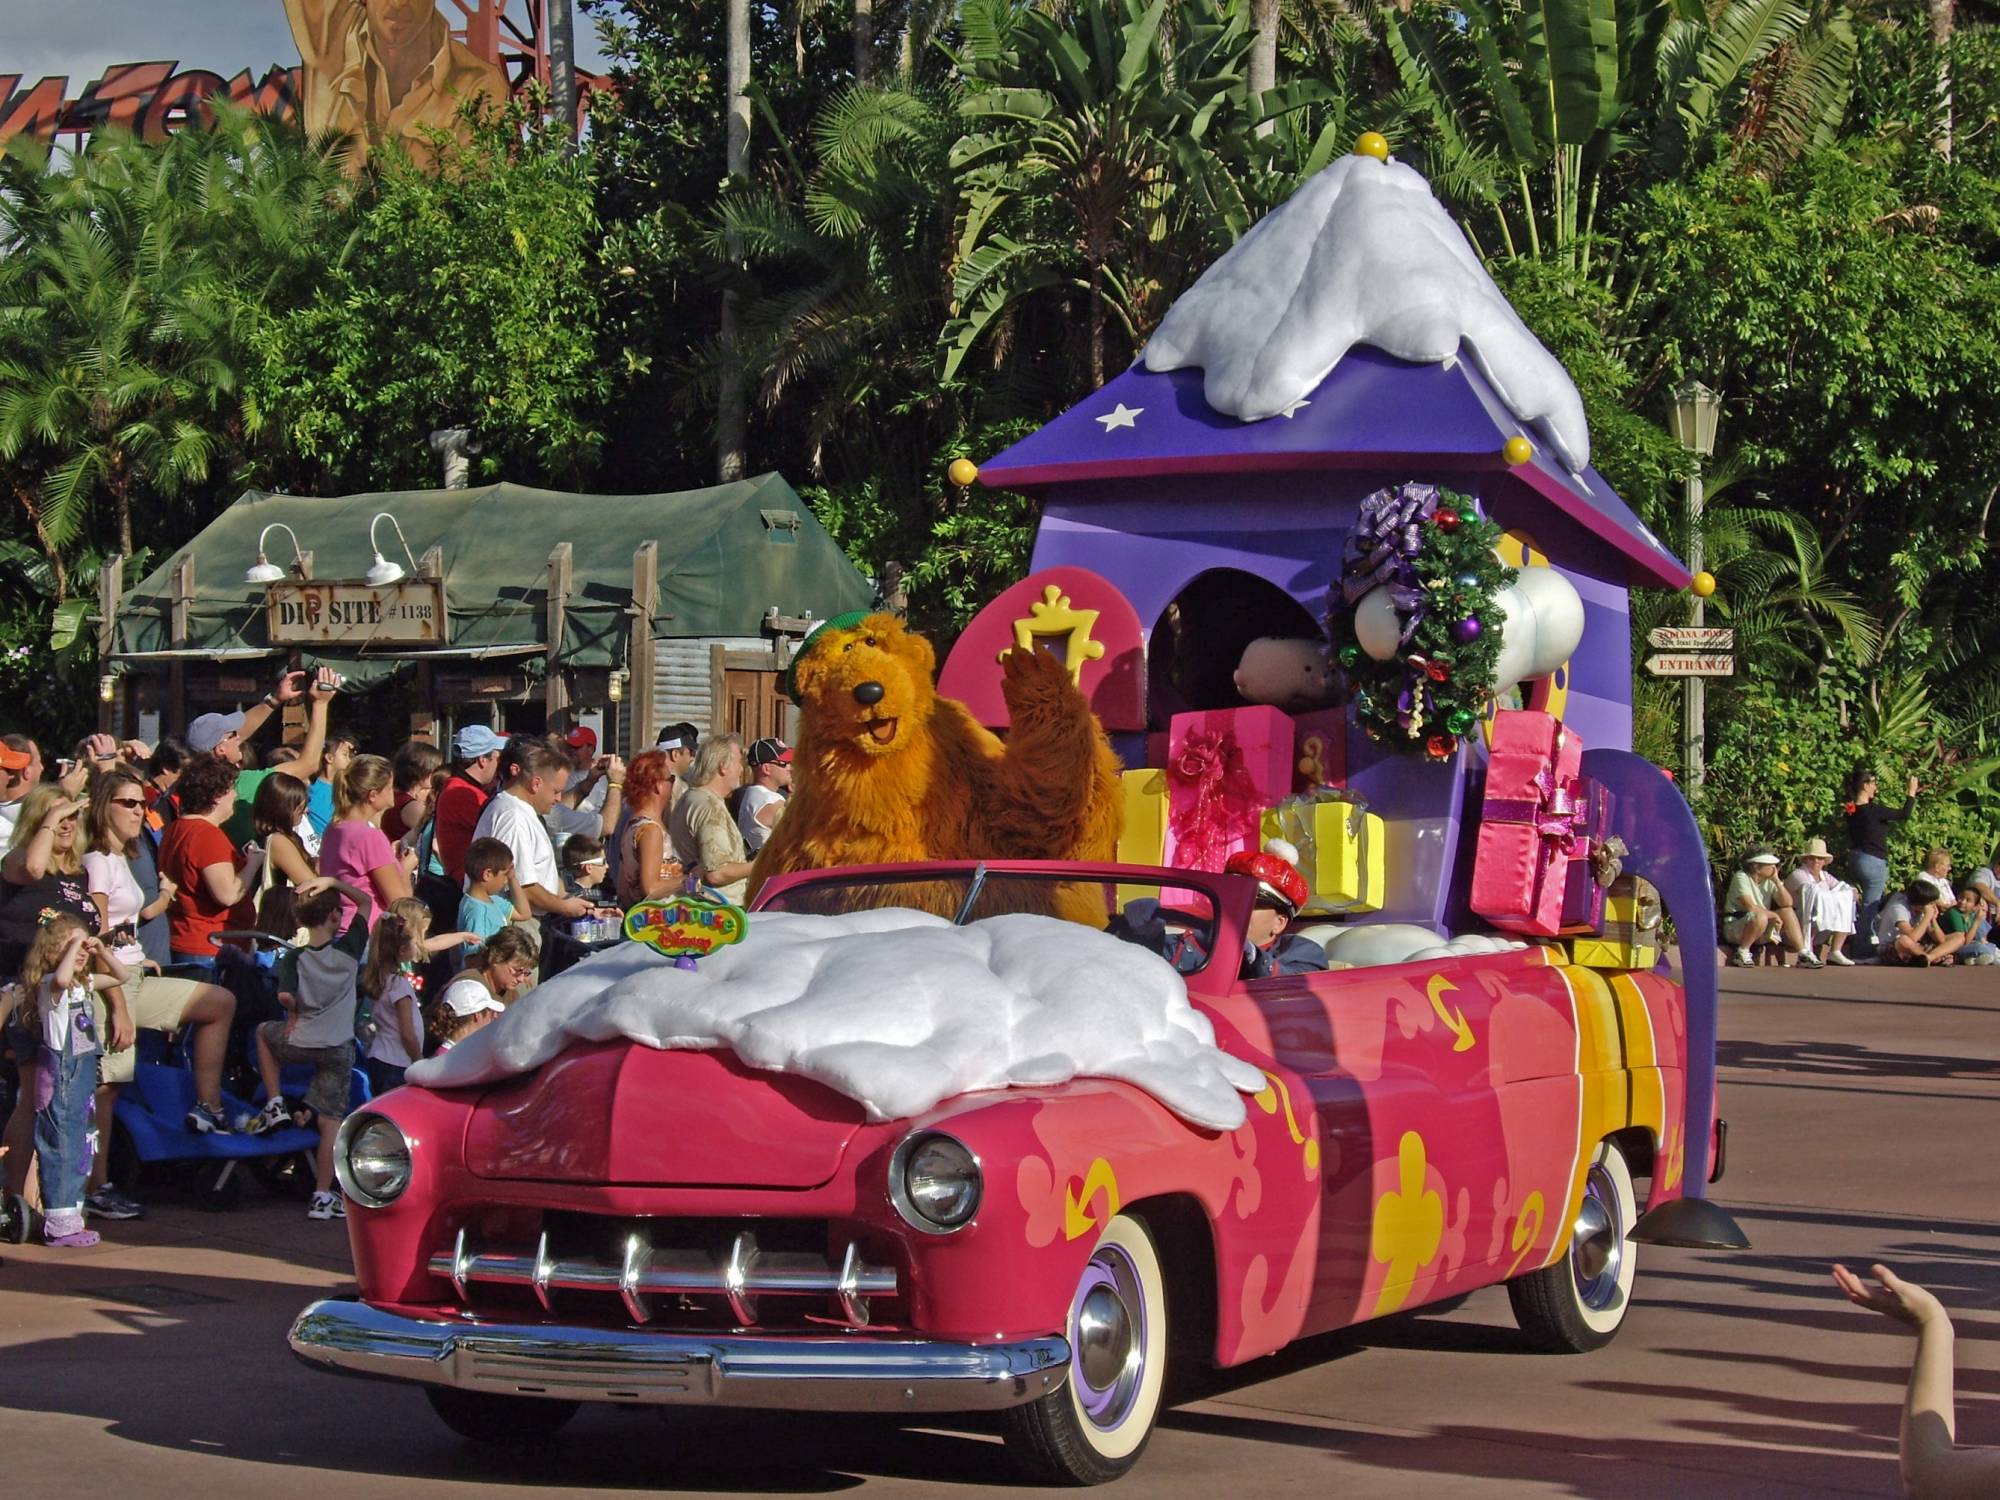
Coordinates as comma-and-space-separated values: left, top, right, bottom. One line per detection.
462, 1040, 868, 1188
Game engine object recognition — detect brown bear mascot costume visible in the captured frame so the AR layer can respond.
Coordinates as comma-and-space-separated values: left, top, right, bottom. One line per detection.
746, 611, 1123, 921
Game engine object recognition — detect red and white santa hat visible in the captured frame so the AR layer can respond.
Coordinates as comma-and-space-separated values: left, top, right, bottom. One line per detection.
1225, 838, 1309, 916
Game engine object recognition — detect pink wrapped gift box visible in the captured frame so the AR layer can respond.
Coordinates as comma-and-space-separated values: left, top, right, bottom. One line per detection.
1470, 710, 1585, 937
1557, 777, 1616, 934
1164, 707, 1295, 872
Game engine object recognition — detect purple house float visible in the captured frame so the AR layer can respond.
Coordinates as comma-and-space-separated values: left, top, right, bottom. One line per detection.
937, 150, 1736, 1243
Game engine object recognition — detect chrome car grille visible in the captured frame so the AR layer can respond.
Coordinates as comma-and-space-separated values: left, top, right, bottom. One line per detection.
428, 1226, 898, 1330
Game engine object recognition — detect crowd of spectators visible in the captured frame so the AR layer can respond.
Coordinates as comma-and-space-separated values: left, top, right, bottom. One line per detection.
0, 667, 792, 1244
1722, 768, 1998, 969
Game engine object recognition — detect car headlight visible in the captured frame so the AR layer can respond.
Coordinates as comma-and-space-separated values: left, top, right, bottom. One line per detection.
890, 1132, 982, 1234
336, 1114, 411, 1208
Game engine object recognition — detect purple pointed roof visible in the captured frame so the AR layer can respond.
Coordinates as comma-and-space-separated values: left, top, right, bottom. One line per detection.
979, 344, 1689, 590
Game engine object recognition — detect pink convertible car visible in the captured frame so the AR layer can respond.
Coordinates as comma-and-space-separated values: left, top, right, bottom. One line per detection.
289, 856, 1739, 1485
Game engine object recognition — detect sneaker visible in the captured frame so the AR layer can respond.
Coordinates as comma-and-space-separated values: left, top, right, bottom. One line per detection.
307, 1192, 346, 1221
245, 1097, 291, 1136
1728, 947, 1754, 968
84, 1187, 144, 1221
184, 1101, 235, 1135
1827, 951, 1856, 966
1796, 952, 1824, 969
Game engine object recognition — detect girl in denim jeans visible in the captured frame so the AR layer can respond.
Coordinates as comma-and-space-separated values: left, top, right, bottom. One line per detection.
23, 914, 132, 1246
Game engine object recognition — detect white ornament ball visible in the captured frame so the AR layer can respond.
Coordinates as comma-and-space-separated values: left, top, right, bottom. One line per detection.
1512, 567, 1585, 678
1490, 583, 1537, 694
1353, 586, 1403, 662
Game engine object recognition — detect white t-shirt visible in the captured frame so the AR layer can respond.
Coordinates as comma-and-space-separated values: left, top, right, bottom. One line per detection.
367, 973, 421, 1068
472, 789, 559, 895
40, 976, 99, 1055
736, 785, 785, 854
82, 850, 148, 968
1874, 894, 1916, 949
0, 795, 23, 848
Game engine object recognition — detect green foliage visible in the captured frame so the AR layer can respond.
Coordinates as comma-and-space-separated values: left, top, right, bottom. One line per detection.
252, 107, 610, 492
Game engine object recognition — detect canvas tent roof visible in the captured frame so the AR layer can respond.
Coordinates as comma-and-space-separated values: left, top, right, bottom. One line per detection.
116, 474, 874, 688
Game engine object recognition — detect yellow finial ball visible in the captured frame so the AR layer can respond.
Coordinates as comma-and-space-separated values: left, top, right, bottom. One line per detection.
1691, 570, 1717, 598
1354, 132, 1391, 162
947, 457, 979, 488
1502, 435, 1534, 466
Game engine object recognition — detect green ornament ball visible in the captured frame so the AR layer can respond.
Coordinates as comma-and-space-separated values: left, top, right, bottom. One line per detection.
1447, 709, 1475, 734
1338, 644, 1362, 667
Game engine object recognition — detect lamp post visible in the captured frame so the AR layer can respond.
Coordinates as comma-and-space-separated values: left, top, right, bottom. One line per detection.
1667, 381, 1721, 792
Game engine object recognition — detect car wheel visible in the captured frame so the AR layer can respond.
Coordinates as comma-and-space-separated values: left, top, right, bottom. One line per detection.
1508, 1138, 1639, 1353
1002, 1211, 1168, 1485
425, 1388, 580, 1446
1, 1191, 30, 1244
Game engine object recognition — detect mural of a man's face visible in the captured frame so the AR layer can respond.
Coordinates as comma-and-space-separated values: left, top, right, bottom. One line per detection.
366, 0, 436, 50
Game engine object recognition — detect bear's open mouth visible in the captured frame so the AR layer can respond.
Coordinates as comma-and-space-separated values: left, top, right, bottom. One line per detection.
865, 718, 899, 745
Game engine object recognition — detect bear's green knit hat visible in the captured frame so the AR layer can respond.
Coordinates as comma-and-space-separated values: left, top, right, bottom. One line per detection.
784, 610, 875, 701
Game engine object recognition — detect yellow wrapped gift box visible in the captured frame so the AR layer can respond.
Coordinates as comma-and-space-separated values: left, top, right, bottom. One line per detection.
1569, 875, 1662, 970
1262, 793, 1384, 915
1116, 768, 1169, 908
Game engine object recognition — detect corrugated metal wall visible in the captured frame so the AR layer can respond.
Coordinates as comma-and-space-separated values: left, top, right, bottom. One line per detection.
654, 636, 769, 734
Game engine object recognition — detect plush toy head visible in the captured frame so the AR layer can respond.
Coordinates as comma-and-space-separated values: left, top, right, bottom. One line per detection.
1234, 636, 1335, 709
787, 611, 938, 759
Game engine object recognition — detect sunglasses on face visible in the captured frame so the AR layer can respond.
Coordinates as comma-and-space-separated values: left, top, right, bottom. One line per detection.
107, 796, 145, 810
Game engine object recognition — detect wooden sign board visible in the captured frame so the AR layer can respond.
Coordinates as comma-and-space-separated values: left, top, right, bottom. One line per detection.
266, 578, 447, 647
1645, 652, 1735, 678
1646, 626, 1735, 651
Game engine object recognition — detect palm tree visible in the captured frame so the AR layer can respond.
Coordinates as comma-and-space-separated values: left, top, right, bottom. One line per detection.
0, 108, 349, 569
943, 0, 1302, 388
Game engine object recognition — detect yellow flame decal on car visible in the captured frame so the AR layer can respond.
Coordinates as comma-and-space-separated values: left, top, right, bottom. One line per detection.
1426, 976, 1476, 1052
1064, 1157, 1122, 1241
1504, 1190, 1547, 1278
1254, 1072, 1321, 1174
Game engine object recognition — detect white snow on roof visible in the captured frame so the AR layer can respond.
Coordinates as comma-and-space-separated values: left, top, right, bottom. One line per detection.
1142, 154, 1592, 474
407, 908, 1268, 1132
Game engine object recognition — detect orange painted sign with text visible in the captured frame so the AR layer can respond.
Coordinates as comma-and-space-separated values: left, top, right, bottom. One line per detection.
624, 897, 748, 959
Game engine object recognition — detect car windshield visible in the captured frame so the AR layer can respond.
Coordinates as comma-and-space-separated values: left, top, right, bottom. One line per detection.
757, 870, 1219, 974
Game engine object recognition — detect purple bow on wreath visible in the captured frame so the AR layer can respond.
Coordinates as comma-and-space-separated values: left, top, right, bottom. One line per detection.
1340, 483, 1440, 655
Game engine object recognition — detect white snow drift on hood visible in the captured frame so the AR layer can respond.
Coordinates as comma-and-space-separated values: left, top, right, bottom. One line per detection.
1142, 153, 1592, 474
406, 908, 1269, 1132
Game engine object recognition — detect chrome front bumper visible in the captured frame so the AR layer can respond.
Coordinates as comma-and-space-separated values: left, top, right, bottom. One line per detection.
289, 1298, 1071, 1413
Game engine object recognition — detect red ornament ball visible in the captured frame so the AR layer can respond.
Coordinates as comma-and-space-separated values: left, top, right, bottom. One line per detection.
1425, 659, 1451, 683
1426, 734, 1454, 759
1434, 508, 1461, 532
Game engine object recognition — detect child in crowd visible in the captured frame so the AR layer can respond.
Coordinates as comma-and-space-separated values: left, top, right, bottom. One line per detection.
360, 898, 476, 1095
1876, 875, 1958, 966
425, 925, 537, 1054
247, 878, 372, 1220
560, 835, 610, 903
1938, 885, 1997, 965
23, 915, 131, 1247
457, 836, 530, 961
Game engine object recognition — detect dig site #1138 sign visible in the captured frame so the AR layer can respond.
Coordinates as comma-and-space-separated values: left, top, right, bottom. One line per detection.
624, 896, 748, 966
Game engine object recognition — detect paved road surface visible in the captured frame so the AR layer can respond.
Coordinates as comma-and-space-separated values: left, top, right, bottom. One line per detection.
2, 959, 1995, 1497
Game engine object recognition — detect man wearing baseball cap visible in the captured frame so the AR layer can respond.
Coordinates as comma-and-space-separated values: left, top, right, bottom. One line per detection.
0, 737, 35, 847
433, 723, 507, 887
737, 737, 793, 854
194, 666, 343, 845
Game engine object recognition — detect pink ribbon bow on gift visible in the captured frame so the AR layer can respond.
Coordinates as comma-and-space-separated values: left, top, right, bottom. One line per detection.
1527, 768, 1588, 859
1167, 729, 1260, 873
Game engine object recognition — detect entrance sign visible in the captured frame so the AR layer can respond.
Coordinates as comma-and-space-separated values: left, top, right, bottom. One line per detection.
1644, 653, 1734, 678
1646, 627, 1735, 651
266, 579, 448, 647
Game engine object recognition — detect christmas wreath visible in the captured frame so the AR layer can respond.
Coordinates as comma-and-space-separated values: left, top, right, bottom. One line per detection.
1326, 482, 1516, 759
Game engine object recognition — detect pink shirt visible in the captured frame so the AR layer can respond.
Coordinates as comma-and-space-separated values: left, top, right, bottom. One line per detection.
318, 818, 395, 930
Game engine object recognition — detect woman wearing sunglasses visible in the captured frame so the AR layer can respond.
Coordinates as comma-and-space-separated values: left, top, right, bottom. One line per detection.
84, 770, 239, 1147
1, 782, 119, 1220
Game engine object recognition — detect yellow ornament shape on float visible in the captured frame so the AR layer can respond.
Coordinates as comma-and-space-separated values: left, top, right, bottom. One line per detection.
1370, 1130, 1445, 1316
1000, 584, 1106, 685
1690, 570, 1717, 598
948, 457, 979, 488
1503, 434, 1535, 466
1354, 131, 1391, 162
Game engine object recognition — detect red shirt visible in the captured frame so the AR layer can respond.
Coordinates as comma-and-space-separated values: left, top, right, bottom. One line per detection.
158, 816, 253, 959
434, 772, 492, 886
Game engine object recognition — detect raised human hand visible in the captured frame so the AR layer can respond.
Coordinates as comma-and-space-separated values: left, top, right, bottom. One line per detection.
1833, 1262, 1946, 1330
